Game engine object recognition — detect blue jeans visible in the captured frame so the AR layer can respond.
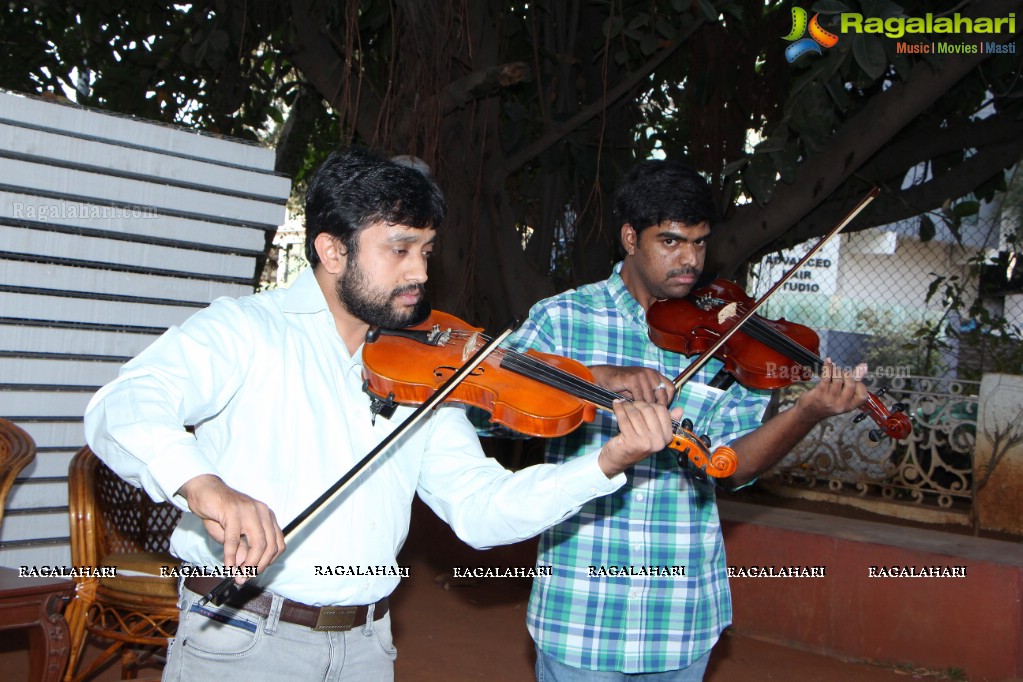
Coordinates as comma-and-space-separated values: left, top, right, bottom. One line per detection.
535, 647, 711, 681
163, 583, 396, 681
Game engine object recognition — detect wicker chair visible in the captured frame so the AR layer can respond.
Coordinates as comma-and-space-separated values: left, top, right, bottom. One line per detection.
64, 446, 182, 681
0, 419, 35, 527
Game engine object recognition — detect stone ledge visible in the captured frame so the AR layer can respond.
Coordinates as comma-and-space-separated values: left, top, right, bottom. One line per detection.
719, 500, 1023, 681
719, 499, 1023, 566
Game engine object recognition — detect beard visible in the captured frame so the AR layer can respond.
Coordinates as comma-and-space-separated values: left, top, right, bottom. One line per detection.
335, 256, 430, 329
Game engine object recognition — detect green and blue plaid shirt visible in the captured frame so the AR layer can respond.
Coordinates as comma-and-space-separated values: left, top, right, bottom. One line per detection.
509, 262, 770, 673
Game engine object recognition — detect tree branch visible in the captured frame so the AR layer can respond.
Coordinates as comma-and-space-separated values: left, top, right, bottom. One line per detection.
712, 0, 1023, 274
442, 62, 531, 113
500, 17, 709, 176
286, 0, 382, 139
763, 136, 1023, 257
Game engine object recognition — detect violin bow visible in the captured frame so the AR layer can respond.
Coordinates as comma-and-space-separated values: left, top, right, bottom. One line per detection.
200, 321, 518, 607
671, 187, 880, 392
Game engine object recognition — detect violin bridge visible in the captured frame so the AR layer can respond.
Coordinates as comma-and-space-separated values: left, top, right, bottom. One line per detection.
462, 332, 481, 362
717, 301, 739, 324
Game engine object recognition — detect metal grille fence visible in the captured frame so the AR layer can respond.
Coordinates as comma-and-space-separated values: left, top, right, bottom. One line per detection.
749, 206, 1020, 520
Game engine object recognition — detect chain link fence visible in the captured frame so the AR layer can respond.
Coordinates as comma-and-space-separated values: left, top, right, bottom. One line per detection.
750, 203, 1021, 521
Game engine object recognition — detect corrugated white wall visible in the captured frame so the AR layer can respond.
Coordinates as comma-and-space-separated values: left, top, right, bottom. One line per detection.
0, 91, 291, 567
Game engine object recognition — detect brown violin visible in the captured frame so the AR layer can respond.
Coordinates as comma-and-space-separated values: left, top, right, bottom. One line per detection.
362, 310, 740, 478
647, 279, 912, 441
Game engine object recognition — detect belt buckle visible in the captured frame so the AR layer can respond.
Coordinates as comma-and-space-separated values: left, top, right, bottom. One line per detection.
314, 606, 358, 631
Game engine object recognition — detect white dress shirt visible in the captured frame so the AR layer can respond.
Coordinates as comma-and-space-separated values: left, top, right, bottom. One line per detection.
85, 268, 624, 606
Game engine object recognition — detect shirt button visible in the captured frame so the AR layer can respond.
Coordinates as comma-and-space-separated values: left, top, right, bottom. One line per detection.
635, 493, 644, 502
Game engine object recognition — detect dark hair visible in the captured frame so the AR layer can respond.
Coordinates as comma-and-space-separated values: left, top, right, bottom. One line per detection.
613, 159, 717, 237
304, 146, 447, 267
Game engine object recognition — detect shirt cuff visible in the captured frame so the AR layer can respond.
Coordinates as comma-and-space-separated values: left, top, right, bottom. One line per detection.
555, 450, 626, 503
147, 447, 220, 511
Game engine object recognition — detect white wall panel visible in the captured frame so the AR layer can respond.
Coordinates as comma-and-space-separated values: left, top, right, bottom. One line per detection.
0, 122, 291, 198
0, 292, 203, 329
9, 422, 86, 450
19, 450, 76, 478
0, 390, 92, 418
1, 260, 254, 302
0, 92, 274, 170
0, 357, 121, 386
0, 225, 258, 279
0, 91, 291, 568
0, 510, 69, 542
1, 157, 284, 227
0, 190, 267, 252
5, 481, 68, 510
0, 545, 71, 569
0, 324, 157, 357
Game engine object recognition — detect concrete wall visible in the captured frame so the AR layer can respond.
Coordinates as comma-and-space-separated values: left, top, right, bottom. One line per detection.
721, 500, 1023, 681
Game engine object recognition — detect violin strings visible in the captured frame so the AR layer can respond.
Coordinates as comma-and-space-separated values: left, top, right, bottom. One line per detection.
707, 298, 823, 372
443, 331, 621, 409
437, 331, 696, 435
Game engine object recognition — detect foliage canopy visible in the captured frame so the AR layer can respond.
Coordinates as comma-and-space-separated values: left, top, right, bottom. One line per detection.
3, 0, 1021, 325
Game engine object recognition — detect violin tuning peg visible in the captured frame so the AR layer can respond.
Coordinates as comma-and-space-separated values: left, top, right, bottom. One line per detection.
852, 412, 869, 423
681, 418, 694, 432
700, 434, 712, 448
868, 429, 884, 443
891, 402, 907, 413
875, 386, 888, 398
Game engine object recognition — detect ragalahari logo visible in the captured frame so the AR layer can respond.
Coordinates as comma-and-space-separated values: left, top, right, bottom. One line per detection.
783, 7, 840, 62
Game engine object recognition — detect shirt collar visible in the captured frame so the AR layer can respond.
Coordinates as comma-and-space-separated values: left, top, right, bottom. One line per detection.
607, 261, 647, 326
282, 267, 329, 314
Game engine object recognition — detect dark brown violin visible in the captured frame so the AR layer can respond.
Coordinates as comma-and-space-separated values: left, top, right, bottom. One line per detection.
362, 310, 740, 478
647, 279, 912, 441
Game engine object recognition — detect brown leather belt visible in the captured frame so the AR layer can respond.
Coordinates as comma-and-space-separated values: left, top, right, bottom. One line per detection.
183, 576, 388, 631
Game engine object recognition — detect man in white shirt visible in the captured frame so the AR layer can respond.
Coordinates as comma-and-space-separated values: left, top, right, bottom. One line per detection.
84, 146, 680, 680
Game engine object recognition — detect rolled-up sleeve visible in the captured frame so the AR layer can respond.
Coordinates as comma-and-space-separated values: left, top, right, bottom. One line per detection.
415, 408, 624, 549
84, 299, 253, 509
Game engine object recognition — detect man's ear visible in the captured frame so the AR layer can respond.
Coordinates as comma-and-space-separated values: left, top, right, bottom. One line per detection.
621, 224, 638, 257
314, 233, 347, 275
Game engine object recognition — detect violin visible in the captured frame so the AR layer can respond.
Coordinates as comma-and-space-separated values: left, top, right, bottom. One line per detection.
361, 310, 740, 478
647, 279, 912, 441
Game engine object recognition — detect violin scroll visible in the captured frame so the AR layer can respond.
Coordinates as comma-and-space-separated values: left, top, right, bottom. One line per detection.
669, 421, 738, 479
853, 387, 912, 442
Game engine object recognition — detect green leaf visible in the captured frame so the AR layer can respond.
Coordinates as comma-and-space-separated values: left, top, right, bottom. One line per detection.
655, 19, 676, 40
851, 35, 888, 81
602, 17, 624, 39
721, 157, 749, 177
754, 136, 786, 154
627, 14, 648, 31
743, 154, 776, 205
640, 34, 659, 55
697, 0, 719, 22
919, 214, 935, 242
813, 0, 851, 13
771, 145, 800, 184
952, 200, 980, 218
925, 275, 944, 303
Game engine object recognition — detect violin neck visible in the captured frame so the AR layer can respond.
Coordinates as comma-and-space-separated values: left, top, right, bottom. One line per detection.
498, 349, 691, 430
741, 314, 823, 374
497, 350, 619, 411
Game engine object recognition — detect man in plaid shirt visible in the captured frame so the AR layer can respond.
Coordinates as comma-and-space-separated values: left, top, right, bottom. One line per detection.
508, 159, 869, 680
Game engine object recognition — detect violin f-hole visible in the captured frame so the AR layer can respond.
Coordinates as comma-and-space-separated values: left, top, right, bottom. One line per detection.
434, 365, 485, 379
